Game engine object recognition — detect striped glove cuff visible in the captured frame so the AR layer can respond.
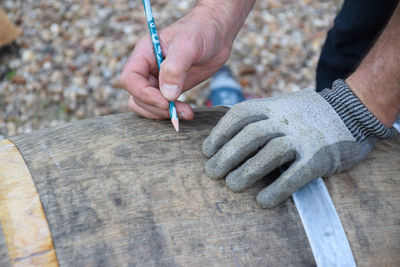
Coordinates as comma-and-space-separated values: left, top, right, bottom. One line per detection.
319, 79, 395, 142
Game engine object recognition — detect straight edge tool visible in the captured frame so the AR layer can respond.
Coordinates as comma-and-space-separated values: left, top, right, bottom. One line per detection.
296, 118, 398, 265
292, 178, 356, 267
208, 66, 380, 266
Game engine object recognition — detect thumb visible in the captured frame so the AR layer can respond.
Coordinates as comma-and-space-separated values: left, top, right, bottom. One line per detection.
159, 35, 201, 101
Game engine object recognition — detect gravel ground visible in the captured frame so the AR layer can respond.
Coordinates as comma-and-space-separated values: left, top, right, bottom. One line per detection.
0, 0, 342, 138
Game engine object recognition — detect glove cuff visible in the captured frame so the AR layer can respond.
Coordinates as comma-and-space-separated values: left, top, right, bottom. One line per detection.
319, 79, 395, 142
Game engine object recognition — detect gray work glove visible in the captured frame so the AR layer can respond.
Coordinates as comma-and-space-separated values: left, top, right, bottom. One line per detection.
203, 80, 394, 208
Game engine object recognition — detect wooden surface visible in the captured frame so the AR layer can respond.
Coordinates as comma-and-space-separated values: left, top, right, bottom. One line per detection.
2, 107, 399, 266
8, 108, 313, 266
0, 223, 11, 267
0, 139, 58, 267
326, 137, 400, 266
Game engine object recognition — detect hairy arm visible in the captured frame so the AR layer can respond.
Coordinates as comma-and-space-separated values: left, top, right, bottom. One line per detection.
197, 0, 256, 44
346, 3, 400, 127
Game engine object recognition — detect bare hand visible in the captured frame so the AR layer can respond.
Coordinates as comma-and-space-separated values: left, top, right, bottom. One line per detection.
120, 6, 232, 120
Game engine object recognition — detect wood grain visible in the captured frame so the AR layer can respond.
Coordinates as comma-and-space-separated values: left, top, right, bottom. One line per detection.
10, 109, 313, 266
0, 222, 11, 267
4, 108, 400, 266
0, 139, 58, 267
326, 135, 400, 267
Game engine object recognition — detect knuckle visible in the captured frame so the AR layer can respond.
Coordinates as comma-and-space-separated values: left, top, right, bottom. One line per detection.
161, 62, 182, 80
145, 90, 162, 107
133, 98, 143, 108
230, 100, 251, 113
128, 98, 139, 112
130, 95, 147, 110
243, 121, 264, 136
135, 87, 154, 104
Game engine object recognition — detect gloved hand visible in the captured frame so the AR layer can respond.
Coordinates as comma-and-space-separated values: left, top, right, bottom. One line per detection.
203, 80, 394, 208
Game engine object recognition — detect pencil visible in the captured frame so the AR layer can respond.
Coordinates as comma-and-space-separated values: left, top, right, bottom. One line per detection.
142, 0, 179, 132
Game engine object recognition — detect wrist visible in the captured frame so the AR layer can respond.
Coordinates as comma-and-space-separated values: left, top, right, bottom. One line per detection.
319, 80, 395, 142
344, 3, 400, 128
195, 0, 256, 44
345, 74, 399, 128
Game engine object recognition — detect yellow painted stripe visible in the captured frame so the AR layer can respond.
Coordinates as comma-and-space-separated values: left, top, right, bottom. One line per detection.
0, 139, 58, 267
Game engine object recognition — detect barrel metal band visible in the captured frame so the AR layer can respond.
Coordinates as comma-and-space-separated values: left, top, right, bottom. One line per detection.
0, 139, 59, 266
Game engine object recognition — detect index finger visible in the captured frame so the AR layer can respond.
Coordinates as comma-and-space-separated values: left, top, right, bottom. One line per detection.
120, 37, 169, 109
202, 100, 269, 158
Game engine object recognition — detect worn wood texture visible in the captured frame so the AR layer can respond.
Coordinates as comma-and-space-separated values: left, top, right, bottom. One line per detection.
0, 139, 58, 267
9, 108, 312, 266
326, 135, 400, 267
0, 223, 11, 267
5, 107, 400, 266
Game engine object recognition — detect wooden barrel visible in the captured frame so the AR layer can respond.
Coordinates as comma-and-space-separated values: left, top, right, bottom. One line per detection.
0, 108, 399, 266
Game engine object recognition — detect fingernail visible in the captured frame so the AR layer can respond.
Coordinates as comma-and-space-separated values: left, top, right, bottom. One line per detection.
161, 83, 180, 100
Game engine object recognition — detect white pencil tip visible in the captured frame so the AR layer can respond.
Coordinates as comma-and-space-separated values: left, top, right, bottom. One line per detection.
171, 118, 179, 132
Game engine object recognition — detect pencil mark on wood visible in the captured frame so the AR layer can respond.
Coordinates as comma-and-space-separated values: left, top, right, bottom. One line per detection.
230, 243, 240, 267
41, 140, 61, 171
216, 199, 228, 213
13, 249, 52, 262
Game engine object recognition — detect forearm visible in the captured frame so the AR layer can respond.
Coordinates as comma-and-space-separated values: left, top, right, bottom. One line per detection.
346, 3, 400, 127
196, 0, 256, 44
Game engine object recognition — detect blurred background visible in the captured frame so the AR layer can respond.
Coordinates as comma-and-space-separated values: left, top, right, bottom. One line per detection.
0, 0, 342, 138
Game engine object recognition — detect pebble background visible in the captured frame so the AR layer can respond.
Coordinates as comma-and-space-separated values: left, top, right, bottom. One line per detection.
0, 0, 342, 138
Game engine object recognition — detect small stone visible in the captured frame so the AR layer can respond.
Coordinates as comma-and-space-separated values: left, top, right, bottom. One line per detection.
11, 75, 26, 85
239, 65, 257, 76
123, 25, 134, 35
88, 75, 102, 89
50, 23, 60, 35
93, 86, 112, 103
239, 78, 250, 88
43, 61, 52, 69
72, 76, 85, 87
101, 67, 112, 79
48, 82, 63, 94
7, 122, 16, 137
50, 71, 63, 83
75, 107, 86, 118
24, 93, 36, 108
65, 49, 76, 58
40, 29, 52, 42
22, 50, 34, 61
177, 1, 189, 11
9, 59, 21, 69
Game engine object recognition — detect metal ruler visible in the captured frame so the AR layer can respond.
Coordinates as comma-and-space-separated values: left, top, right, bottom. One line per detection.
213, 75, 400, 266
294, 118, 400, 266
293, 178, 356, 266
393, 120, 400, 133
